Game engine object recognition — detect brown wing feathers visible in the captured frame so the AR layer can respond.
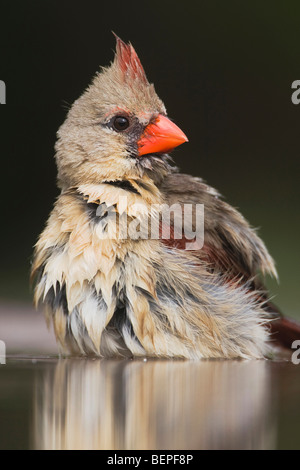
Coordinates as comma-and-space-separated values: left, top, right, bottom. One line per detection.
159, 173, 299, 351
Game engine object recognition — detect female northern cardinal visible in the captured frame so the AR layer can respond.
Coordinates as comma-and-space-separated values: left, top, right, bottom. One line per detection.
31, 36, 299, 359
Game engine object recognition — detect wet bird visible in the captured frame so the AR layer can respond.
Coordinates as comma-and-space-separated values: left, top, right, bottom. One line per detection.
31, 36, 299, 359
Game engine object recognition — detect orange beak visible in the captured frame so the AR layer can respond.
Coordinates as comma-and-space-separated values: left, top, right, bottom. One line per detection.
138, 114, 188, 156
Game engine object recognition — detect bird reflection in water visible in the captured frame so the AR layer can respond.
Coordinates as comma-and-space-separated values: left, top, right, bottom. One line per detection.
33, 359, 276, 450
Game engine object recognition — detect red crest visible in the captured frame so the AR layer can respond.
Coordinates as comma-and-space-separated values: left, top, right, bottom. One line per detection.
113, 34, 148, 84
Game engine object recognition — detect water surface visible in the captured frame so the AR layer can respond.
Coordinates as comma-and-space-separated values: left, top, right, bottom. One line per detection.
0, 356, 299, 450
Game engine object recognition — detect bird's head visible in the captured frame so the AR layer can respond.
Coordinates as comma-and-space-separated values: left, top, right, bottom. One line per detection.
55, 35, 188, 189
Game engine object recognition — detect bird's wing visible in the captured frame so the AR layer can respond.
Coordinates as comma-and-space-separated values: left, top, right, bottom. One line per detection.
159, 172, 300, 352
159, 172, 277, 283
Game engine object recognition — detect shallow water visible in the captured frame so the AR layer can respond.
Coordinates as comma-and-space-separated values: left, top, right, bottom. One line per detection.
0, 356, 300, 450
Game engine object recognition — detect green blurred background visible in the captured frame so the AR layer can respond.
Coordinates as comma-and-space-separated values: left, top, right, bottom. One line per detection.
0, 0, 299, 318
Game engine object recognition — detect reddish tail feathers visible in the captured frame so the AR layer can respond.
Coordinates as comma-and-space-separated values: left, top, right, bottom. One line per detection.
269, 316, 300, 349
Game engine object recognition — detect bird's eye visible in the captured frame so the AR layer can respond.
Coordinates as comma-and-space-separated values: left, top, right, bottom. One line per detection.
113, 116, 130, 132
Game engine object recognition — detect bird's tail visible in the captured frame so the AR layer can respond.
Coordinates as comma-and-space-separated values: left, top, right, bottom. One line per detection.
263, 300, 300, 351
269, 316, 300, 350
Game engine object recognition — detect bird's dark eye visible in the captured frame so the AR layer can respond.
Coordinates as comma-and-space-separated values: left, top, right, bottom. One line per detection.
113, 116, 130, 132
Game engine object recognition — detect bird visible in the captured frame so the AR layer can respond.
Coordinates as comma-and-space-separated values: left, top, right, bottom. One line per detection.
31, 35, 300, 359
